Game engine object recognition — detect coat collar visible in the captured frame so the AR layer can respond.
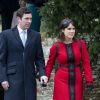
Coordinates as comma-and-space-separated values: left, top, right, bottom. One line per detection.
12, 26, 34, 48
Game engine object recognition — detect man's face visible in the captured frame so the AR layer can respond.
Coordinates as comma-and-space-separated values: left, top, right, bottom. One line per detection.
17, 13, 32, 30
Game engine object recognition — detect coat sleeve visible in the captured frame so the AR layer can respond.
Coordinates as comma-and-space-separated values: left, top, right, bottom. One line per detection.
0, 33, 8, 82
81, 40, 93, 85
34, 33, 46, 77
45, 43, 57, 79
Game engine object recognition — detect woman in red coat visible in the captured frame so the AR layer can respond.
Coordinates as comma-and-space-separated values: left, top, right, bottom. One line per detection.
45, 18, 93, 100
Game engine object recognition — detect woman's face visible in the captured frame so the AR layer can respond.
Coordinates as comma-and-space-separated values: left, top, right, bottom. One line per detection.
62, 23, 75, 39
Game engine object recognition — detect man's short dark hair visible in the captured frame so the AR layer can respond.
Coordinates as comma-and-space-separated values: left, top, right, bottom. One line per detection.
16, 7, 32, 18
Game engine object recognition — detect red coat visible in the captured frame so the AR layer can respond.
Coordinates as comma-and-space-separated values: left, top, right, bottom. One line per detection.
46, 40, 93, 100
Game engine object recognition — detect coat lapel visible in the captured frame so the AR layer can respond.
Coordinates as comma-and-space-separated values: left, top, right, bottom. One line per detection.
12, 27, 34, 48
12, 26, 24, 47
25, 29, 33, 48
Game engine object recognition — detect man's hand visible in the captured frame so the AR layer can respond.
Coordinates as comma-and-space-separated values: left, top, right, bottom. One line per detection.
1, 81, 9, 91
40, 76, 48, 87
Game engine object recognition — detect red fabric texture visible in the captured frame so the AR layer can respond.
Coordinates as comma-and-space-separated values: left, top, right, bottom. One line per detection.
46, 40, 93, 100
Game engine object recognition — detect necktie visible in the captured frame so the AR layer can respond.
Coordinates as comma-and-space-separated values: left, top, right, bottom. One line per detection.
22, 31, 26, 46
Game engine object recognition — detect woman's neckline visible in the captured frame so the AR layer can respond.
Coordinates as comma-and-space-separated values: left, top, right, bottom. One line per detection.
64, 41, 73, 44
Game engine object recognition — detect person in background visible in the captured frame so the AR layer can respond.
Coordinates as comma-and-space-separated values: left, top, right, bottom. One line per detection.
0, 0, 19, 30
45, 18, 93, 100
0, 7, 47, 100
11, 0, 26, 28
25, 0, 48, 32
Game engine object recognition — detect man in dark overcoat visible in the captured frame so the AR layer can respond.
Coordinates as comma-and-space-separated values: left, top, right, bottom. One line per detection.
0, 7, 48, 100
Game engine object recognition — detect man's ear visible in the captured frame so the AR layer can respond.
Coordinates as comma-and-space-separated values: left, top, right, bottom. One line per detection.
17, 16, 21, 23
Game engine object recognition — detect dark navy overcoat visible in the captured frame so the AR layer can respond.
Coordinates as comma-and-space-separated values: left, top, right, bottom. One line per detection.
0, 27, 46, 100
